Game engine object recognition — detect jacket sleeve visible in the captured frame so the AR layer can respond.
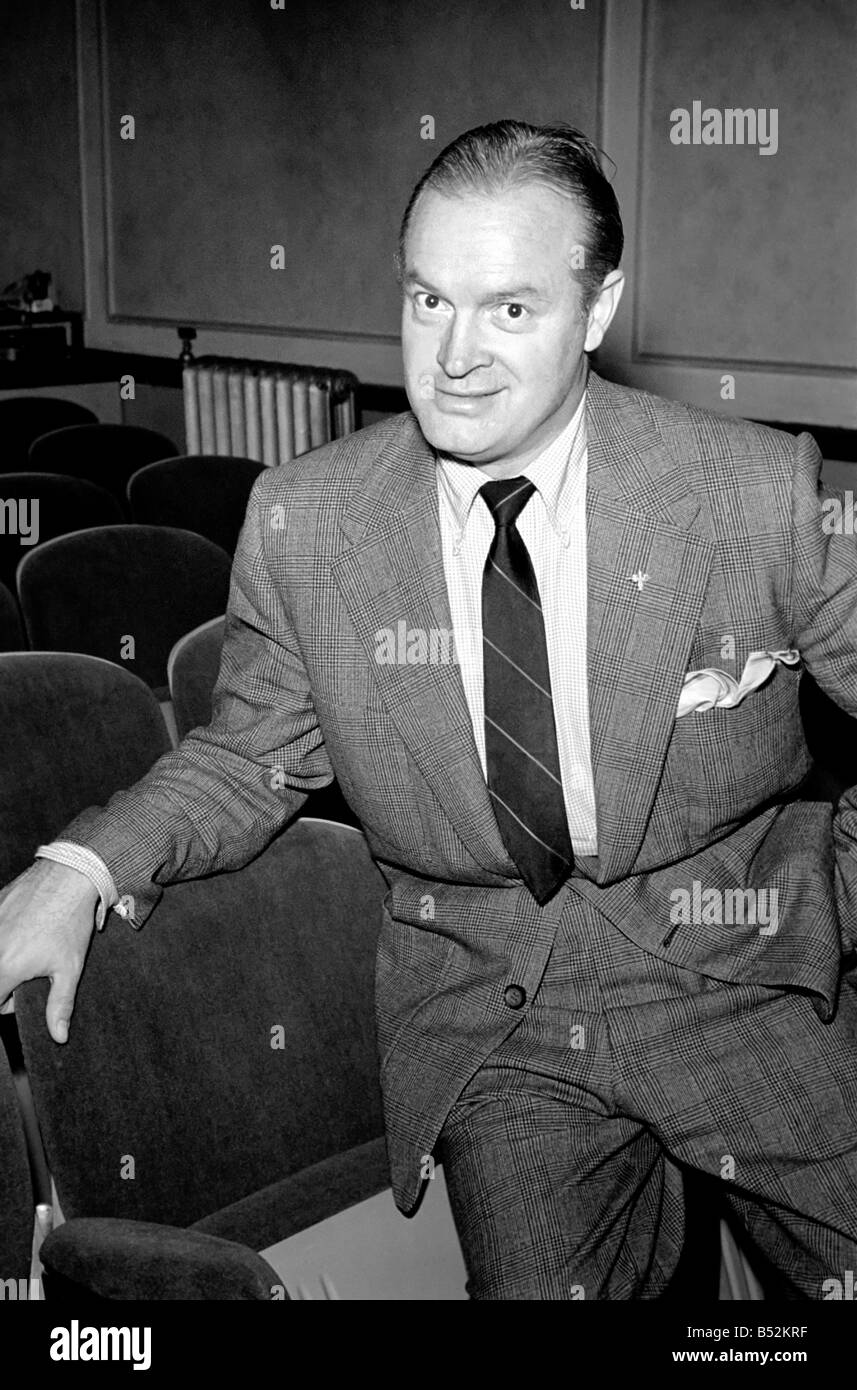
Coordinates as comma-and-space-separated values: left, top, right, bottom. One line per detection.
58, 474, 334, 926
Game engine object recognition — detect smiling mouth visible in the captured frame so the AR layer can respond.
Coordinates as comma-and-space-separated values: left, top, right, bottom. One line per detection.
436, 387, 502, 399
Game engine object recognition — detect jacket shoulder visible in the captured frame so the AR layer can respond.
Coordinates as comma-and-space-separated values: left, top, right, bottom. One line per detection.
249, 412, 417, 507
597, 374, 804, 465
592, 374, 819, 519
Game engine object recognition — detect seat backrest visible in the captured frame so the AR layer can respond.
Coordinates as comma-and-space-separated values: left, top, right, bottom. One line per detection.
0, 396, 97, 470
0, 472, 123, 594
16, 818, 387, 1236
127, 455, 265, 555
0, 1022, 35, 1288
0, 580, 25, 652
17, 525, 232, 696
168, 613, 358, 825
27, 425, 179, 506
167, 614, 226, 739
0, 652, 171, 887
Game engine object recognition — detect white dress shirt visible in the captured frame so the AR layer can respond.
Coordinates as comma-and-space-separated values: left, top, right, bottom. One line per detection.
436, 391, 598, 856
35, 840, 126, 929
37, 391, 598, 920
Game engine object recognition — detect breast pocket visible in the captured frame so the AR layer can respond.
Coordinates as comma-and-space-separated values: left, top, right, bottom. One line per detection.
669, 662, 809, 826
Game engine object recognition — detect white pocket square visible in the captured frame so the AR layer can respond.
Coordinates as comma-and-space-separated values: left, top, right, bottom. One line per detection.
676, 648, 800, 718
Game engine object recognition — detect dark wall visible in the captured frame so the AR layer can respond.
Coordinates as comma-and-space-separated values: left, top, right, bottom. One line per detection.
0, 2, 84, 311
638, 0, 856, 369
101, 0, 601, 338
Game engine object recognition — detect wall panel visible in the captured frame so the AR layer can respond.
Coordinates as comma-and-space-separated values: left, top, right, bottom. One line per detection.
0, 2, 84, 311
638, 0, 856, 370
598, 0, 856, 425
96, 0, 601, 348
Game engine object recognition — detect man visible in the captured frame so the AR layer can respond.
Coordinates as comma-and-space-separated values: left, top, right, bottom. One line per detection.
2, 120, 857, 1300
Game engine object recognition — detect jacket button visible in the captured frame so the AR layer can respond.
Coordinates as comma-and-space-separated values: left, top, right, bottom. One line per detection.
504, 984, 527, 1010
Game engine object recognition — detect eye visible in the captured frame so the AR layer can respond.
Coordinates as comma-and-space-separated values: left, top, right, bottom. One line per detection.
415, 291, 444, 311
497, 302, 529, 322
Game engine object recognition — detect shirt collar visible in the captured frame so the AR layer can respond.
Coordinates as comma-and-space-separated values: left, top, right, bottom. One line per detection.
436, 390, 587, 553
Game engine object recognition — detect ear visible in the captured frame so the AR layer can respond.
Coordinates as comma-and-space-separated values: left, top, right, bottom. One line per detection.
584, 269, 625, 353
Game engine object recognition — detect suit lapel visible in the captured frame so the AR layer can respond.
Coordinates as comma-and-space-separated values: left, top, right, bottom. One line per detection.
331, 377, 715, 886
330, 417, 513, 875
584, 373, 714, 882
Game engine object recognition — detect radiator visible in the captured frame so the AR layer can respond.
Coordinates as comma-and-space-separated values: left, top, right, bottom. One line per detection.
182, 356, 359, 466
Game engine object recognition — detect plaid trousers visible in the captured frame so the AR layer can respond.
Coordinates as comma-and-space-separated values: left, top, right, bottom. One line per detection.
437, 886, 857, 1300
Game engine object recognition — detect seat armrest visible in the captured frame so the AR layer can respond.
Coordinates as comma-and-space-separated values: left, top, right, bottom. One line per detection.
41, 1217, 287, 1300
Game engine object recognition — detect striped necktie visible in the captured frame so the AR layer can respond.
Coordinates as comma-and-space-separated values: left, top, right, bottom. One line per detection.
480, 476, 574, 904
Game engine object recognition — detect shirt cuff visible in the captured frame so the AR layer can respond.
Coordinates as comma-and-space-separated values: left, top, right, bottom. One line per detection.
34, 841, 136, 930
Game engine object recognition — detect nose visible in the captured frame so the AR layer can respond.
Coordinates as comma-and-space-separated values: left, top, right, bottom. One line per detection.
436, 311, 492, 379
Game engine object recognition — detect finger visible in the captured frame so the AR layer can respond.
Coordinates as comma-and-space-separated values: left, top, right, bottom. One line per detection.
46, 968, 81, 1044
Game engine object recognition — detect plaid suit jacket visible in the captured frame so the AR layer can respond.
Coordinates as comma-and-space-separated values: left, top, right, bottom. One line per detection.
64, 370, 857, 1215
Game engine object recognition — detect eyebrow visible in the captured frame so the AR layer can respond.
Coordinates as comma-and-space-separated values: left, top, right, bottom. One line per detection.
404, 269, 547, 304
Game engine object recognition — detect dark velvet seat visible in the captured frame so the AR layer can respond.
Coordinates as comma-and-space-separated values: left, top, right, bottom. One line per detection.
127, 454, 265, 555
28, 424, 179, 510
0, 652, 171, 887
0, 472, 123, 595
0, 1021, 36, 1291
0, 580, 25, 652
0, 396, 98, 470
167, 614, 227, 740
16, 817, 389, 1300
17, 524, 232, 699
167, 614, 359, 826
0, 653, 173, 1294
39, 1219, 284, 1301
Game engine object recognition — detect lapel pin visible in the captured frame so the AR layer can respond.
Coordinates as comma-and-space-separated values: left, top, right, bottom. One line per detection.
630, 570, 649, 591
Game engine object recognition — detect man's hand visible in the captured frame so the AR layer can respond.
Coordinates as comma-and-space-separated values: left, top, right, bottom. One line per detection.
0, 860, 99, 1043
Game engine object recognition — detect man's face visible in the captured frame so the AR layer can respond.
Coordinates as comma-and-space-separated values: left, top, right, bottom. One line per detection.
401, 183, 602, 476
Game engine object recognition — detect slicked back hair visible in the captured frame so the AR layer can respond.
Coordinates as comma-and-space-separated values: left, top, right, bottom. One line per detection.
398, 119, 624, 312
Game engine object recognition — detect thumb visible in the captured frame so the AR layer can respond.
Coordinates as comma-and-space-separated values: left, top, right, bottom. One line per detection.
46, 967, 82, 1044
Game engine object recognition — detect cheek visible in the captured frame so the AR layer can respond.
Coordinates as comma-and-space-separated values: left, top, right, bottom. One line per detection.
402, 344, 439, 409
505, 341, 568, 393
512, 323, 586, 392
401, 321, 436, 374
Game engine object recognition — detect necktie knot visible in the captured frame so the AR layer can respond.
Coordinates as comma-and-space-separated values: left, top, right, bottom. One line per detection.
480, 477, 536, 530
